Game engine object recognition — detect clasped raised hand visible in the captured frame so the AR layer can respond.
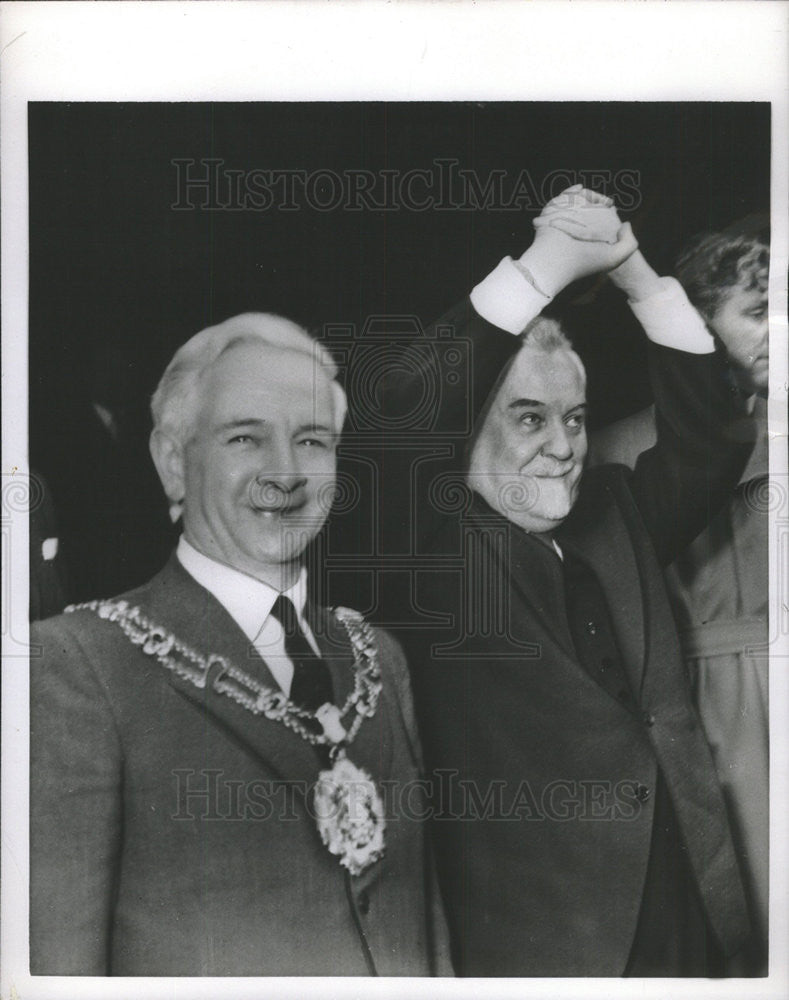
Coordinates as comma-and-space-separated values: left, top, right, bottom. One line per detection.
520, 185, 638, 296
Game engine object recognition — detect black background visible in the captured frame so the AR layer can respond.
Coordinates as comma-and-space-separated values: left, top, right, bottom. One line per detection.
28, 102, 770, 602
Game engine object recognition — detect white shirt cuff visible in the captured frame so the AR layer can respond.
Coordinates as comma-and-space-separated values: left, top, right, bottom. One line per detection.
470, 256, 552, 335
629, 276, 715, 354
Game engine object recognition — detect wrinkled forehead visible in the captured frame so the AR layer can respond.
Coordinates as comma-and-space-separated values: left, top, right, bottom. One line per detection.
499, 344, 587, 402
198, 338, 342, 425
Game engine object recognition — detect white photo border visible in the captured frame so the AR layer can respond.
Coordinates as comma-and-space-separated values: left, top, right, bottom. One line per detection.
2, 3, 787, 999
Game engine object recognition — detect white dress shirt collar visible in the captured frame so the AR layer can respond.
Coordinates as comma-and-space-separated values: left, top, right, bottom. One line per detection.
176, 536, 310, 644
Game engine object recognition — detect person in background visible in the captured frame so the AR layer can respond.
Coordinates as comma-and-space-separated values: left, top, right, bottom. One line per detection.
29, 471, 69, 622
33, 337, 175, 605
590, 219, 770, 974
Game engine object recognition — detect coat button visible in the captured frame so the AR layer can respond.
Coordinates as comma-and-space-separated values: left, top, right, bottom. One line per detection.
357, 890, 370, 915
636, 784, 651, 803
586, 621, 598, 635
642, 711, 656, 727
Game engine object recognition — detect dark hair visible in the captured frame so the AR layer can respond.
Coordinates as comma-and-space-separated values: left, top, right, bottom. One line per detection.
675, 231, 769, 321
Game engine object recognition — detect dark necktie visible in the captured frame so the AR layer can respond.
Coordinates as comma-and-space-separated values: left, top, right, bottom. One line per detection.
270, 595, 334, 712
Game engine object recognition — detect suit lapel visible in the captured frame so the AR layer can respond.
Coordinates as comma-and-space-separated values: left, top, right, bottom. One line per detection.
134, 557, 392, 786
136, 556, 326, 785
307, 603, 395, 781
142, 555, 280, 688
306, 603, 356, 707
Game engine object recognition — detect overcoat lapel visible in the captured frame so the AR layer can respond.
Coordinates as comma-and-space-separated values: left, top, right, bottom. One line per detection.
466, 498, 577, 662
558, 478, 647, 695
504, 526, 578, 662
465, 484, 648, 694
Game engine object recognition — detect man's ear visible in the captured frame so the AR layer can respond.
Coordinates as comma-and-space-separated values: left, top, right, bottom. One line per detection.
150, 429, 186, 505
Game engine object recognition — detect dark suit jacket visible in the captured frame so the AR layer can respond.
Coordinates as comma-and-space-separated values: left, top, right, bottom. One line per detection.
369, 299, 754, 976
30, 556, 450, 976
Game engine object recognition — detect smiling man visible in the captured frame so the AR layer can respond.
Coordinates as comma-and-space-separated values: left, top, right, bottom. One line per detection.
466, 317, 587, 534
30, 314, 449, 976
150, 323, 342, 590
375, 188, 756, 976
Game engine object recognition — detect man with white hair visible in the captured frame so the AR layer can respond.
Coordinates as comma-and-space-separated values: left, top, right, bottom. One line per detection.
30, 313, 450, 975
374, 187, 755, 976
